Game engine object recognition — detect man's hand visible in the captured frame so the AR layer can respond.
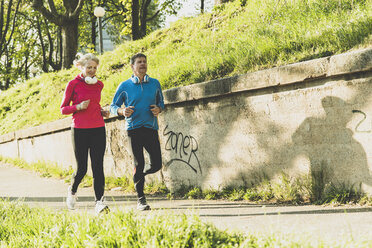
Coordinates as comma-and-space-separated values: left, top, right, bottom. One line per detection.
150, 105, 161, 117
77, 99, 90, 111
119, 106, 134, 117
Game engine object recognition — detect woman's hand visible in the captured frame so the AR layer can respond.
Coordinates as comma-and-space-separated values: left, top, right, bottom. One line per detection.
101, 109, 110, 118
77, 99, 90, 111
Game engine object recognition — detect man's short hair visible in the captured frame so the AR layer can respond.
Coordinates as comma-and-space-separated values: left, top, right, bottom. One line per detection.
130, 53, 147, 65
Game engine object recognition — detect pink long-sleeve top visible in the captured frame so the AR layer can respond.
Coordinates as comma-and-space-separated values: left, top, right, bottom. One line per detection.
60, 74, 105, 128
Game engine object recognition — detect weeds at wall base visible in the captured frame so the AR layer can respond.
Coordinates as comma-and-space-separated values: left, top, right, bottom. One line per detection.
170, 171, 372, 206
1, 155, 371, 205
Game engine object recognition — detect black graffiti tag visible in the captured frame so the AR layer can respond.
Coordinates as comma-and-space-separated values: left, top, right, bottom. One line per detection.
163, 125, 202, 174
352, 110, 372, 133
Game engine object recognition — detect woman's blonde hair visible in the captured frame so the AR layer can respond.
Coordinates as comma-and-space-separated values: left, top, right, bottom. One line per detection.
73, 53, 99, 69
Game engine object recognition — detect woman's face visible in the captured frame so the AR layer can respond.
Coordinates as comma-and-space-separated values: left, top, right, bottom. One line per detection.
82, 60, 98, 78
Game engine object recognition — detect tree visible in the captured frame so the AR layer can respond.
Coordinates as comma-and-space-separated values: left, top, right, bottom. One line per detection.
35, 16, 62, 71
32, 0, 84, 69
0, 2, 64, 90
0, 0, 21, 58
131, 0, 180, 40
81, 0, 131, 50
79, 0, 181, 49
101, 0, 132, 45
20, 7, 63, 73
0, 0, 22, 90
78, 0, 132, 52
80, 0, 178, 44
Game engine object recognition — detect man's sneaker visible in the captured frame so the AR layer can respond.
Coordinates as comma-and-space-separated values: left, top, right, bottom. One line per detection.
95, 198, 110, 215
66, 187, 77, 210
137, 196, 151, 211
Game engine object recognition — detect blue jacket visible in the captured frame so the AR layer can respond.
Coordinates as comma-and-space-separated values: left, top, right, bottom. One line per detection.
110, 76, 165, 130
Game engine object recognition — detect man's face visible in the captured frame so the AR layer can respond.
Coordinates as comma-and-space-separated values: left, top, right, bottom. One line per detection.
131, 56, 147, 76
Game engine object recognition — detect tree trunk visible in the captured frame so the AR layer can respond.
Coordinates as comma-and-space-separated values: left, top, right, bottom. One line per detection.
2, 48, 12, 90
139, 5, 147, 38
24, 56, 29, 81
62, 19, 79, 69
139, 0, 151, 39
131, 0, 141, 40
47, 24, 62, 71
57, 27, 62, 68
91, 17, 97, 49
88, 0, 97, 51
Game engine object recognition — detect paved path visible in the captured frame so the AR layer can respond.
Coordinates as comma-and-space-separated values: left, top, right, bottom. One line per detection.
1, 162, 372, 246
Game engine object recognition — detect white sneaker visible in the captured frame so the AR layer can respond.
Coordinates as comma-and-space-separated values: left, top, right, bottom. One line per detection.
66, 187, 77, 210
95, 198, 109, 215
137, 196, 151, 211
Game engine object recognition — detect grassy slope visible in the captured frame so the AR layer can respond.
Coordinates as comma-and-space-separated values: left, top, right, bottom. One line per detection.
0, 0, 371, 135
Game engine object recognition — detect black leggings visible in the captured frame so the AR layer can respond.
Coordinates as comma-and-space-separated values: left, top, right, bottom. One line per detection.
127, 127, 162, 198
71, 127, 106, 201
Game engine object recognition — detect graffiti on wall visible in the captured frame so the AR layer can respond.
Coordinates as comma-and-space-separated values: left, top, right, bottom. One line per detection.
352, 110, 372, 133
163, 125, 202, 174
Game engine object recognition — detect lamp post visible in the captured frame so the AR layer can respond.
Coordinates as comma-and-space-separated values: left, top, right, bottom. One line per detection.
94, 7, 105, 54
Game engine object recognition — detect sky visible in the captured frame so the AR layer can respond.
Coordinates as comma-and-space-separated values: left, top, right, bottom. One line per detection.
164, 0, 214, 27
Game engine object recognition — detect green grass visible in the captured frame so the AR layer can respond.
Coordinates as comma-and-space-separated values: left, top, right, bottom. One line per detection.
0, 200, 248, 247
1, 200, 371, 247
0, 0, 371, 135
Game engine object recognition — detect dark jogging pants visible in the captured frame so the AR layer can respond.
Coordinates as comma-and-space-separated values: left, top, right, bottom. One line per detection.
127, 127, 162, 198
71, 126, 106, 201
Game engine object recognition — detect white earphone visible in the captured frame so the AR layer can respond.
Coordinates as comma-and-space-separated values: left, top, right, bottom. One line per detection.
85, 76, 98, 84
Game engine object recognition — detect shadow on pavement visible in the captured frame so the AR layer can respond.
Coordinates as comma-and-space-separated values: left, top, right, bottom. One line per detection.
193, 207, 372, 218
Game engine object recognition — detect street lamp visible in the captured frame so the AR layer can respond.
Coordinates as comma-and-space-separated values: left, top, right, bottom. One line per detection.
94, 6, 105, 54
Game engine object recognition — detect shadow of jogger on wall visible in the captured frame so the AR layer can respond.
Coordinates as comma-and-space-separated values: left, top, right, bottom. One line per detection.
291, 96, 372, 195
227, 79, 372, 199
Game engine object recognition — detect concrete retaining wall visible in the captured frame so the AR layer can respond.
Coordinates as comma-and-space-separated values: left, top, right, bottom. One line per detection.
1, 48, 372, 193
